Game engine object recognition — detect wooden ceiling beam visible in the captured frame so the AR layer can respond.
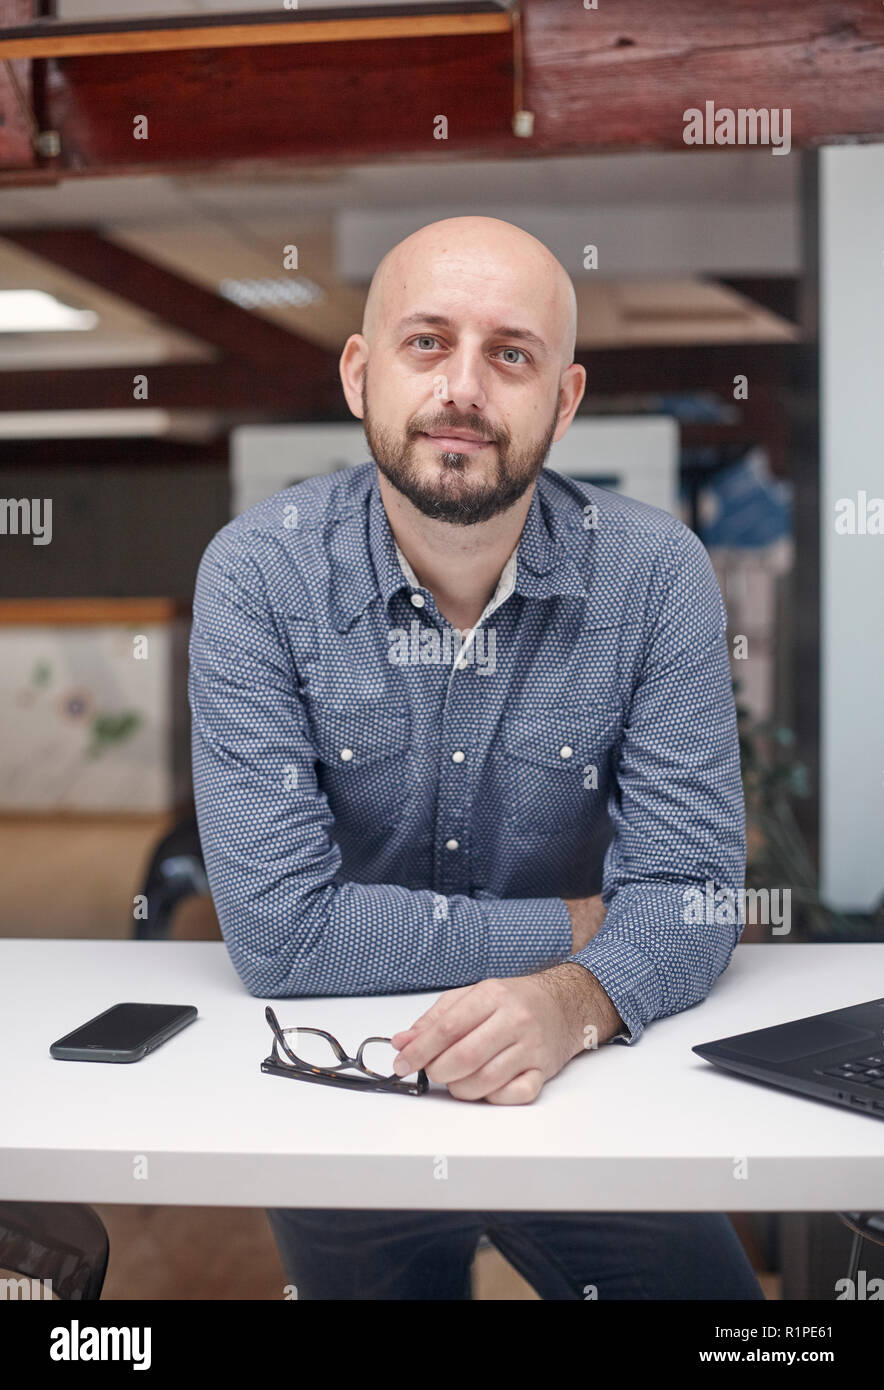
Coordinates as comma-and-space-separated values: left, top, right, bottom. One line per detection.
0, 360, 346, 415
0, 4, 510, 60
523, 0, 884, 154
0, 344, 792, 414
0, 9, 514, 177
1, 0, 881, 180
575, 344, 790, 397
0, 229, 339, 387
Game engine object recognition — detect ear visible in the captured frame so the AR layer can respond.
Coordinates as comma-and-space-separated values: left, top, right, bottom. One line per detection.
339, 334, 369, 418
552, 361, 587, 442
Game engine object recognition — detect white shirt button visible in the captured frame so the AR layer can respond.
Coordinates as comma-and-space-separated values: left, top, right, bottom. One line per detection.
445, 838, 460, 851
451, 750, 465, 763
559, 745, 574, 759
410, 592, 425, 608
340, 747, 354, 761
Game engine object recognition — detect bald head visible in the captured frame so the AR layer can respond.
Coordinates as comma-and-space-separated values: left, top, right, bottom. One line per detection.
361, 216, 578, 369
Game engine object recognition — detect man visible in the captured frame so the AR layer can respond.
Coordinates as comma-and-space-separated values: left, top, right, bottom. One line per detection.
188, 216, 763, 1300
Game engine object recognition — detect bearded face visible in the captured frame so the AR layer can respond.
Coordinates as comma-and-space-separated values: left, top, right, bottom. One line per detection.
362, 372, 560, 527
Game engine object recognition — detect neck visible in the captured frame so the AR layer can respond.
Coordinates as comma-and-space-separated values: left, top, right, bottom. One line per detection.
378, 471, 534, 631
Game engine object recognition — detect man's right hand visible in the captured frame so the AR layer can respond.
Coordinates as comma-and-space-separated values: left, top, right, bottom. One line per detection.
562, 893, 607, 953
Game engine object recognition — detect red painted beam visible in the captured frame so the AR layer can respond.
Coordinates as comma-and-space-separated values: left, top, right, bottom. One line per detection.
0, 345, 794, 415
33, 28, 514, 176
0, 361, 346, 415
2, 0, 878, 181
521, 0, 884, 153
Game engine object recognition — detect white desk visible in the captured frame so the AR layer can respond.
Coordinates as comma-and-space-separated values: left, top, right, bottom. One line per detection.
1, 939, 882, 1211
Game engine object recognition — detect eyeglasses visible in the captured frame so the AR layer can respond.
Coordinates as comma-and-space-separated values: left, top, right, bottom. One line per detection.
261, 1006, 429, 1096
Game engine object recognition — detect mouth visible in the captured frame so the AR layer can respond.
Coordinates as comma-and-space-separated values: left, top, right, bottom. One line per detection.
417, 431, 494, 454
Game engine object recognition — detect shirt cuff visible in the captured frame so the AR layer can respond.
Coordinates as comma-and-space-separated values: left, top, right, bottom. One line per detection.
478, 892, 573, 978
563, 938, 664, 1046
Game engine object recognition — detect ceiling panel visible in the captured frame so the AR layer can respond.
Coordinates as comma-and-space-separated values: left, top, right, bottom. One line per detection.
0, 239, 213, 369
0, 153, 798, 227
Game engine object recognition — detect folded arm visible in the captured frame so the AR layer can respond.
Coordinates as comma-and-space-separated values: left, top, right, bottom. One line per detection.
188, 528, 574, 998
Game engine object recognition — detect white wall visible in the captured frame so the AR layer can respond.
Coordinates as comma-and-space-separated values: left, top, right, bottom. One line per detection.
337, 202, 800, 280
820, 145, 884, 911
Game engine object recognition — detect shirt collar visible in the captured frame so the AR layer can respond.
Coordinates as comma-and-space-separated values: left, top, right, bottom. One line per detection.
330, 465, 587, 631
394, 539, 518, 622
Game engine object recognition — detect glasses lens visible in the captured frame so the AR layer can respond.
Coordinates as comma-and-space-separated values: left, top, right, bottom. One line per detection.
281, 1030, 341, 1070
359, 1039, 399, 1078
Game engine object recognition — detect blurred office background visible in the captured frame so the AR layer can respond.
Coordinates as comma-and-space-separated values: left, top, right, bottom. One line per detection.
1, 0, 882, 1301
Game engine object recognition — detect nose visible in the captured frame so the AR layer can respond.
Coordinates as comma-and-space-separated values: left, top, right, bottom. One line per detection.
434, 343, 489, 415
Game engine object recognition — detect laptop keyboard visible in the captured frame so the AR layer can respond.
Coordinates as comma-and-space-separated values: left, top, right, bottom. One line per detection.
820, 1054, 884, 1087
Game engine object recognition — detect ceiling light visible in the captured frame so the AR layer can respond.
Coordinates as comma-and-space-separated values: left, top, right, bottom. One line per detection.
0, 290, 98, 333
218, 276, 326, 309
0, 410, 218, 440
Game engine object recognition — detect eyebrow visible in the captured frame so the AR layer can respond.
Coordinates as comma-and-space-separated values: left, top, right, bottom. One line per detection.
394, 312, 549, 356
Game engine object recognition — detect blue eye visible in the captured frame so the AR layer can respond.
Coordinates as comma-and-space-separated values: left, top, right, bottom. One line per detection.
409, 337, 529, 364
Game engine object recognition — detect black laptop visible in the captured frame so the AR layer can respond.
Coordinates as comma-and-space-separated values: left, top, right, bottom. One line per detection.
692, 998, 884, 1120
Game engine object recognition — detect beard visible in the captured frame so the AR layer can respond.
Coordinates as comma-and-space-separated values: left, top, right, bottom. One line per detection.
361, 374, 560, 526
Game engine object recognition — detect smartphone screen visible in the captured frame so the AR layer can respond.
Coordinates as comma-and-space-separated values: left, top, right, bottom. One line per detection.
52, 1003, 196, 1056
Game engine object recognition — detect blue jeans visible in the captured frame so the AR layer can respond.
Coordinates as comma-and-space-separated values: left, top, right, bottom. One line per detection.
266, 1207, 766, 1300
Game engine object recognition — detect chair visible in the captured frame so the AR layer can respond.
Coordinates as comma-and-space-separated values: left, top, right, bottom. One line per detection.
837, 1212, 884, 1284
0, 1203, 109, 1300
134, 814, 209, 939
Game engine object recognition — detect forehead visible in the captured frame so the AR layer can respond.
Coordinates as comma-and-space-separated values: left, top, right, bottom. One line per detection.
381, 242, 560, 342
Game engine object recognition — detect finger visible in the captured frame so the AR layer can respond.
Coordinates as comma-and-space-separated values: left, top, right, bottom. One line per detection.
389, 1025, 421, 1047
394, 984, 497, 1075
406, 986, 472, 1034
483, 1068, 545, 1106
425, 1014, 522, 1086
445, 1040, 527, 1100
390, 986, 470, 1047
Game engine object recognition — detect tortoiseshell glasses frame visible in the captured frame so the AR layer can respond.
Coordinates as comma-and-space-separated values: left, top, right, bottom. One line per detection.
261, 1005, 429, 1095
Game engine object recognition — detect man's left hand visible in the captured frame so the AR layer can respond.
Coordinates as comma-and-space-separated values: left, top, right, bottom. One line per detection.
390, 966, 620, 1105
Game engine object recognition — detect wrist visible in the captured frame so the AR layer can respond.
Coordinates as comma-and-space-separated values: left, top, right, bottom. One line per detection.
562, 894, 607, 953
546, 961, 625, 1056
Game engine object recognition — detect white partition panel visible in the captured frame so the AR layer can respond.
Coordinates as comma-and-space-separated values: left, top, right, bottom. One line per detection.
820, 146, 884, 911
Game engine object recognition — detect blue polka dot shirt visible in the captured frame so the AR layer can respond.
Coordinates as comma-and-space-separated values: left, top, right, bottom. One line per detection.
188, 461, 746, 1044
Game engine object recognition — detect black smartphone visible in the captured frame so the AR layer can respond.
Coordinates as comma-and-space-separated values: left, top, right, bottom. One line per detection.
49, 1002, 198, 1063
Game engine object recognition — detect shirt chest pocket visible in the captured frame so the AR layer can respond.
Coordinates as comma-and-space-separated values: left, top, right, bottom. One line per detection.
310, 700, 411, 832
498, 703, 621, 835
